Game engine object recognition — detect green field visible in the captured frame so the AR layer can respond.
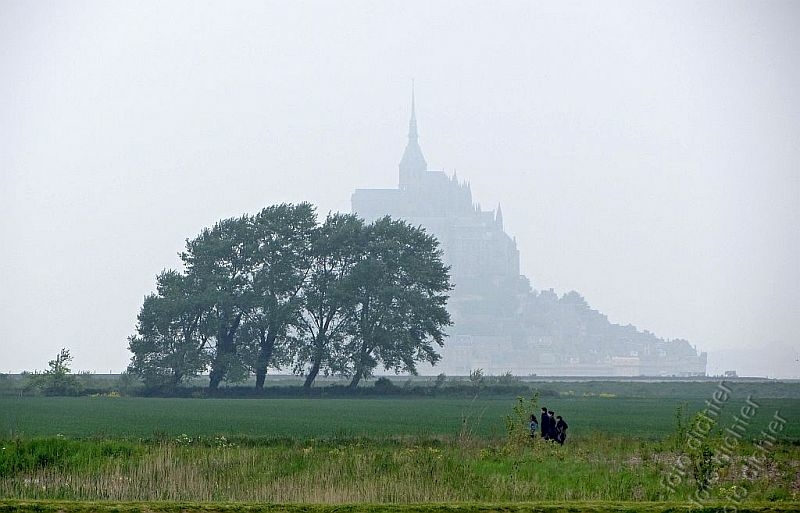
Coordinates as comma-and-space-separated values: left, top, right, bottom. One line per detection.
2, 501, 800, 513
1, 501, 800, 513
2, 430, 798, 502
2, 384, 799, 510
2, 395, 799, 440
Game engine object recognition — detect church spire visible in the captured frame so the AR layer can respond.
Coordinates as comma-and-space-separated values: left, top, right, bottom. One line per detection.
496, 203, 504, 229
409, 80, 418, 141
399, 80, 427, 188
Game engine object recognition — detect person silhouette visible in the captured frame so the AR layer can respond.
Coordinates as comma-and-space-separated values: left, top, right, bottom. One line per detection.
555, 415, 568, 445
547, 410, 557, 440
529, 413, 539, 438
540, 407, 550, 440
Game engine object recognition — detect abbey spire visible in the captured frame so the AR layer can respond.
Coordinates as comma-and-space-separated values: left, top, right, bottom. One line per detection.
409, 84, 418, 140
399, 82, 427, 188
496, 203, 504, 229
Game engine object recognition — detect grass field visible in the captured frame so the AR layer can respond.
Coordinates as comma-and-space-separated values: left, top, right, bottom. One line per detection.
2, 501, 800, 513
1, 384, 798, 510
1, 432, 798, 502
2, 395, 799, 440
3, 501, 800, 513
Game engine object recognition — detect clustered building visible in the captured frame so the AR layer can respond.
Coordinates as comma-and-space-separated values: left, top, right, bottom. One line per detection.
352, 94, 707, 377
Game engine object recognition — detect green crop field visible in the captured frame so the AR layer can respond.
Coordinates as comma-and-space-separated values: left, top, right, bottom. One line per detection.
2, 395, 799, 441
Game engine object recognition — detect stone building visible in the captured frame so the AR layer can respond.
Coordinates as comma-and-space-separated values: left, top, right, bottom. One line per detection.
352, 94, 706, 377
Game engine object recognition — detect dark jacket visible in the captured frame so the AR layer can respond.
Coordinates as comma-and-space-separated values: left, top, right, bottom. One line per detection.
547, 414, 558, 438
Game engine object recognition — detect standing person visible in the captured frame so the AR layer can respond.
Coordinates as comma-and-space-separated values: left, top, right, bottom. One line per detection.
547, 410, 557, 441
555, 415, 568, 445
540, 407, 550, 440
529, 413, 539, 438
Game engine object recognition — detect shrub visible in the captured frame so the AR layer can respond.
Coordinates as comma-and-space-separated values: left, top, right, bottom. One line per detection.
503, 392, 540, 449
25, 349, 83, 396
374, 377, 394, 390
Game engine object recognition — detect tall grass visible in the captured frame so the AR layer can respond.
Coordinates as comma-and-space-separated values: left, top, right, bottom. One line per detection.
1, 435, 796, 503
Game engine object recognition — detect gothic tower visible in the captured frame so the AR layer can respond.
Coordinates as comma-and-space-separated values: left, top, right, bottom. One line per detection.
398, 86, 427, 189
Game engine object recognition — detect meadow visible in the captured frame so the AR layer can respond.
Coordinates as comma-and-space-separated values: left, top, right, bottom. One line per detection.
1, 433, 798, 504
2, 394, 800, 440
0, 396, 714, 439
1, 381, 798, 511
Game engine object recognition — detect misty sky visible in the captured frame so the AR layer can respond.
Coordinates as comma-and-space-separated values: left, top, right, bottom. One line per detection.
1, 1, 798, 377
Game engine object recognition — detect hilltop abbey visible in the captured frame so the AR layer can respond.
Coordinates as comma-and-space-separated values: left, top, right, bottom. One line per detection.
352, 94, 707, 377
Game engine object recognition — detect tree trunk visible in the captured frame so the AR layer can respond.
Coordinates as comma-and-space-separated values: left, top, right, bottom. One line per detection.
209, 334, 230, 389
304, 359, 321, 388
348, 372, 362, 389
255, 328, 277, 389
209, 363, 224, 389
348, 345, 370, 389
209, 339, 231, 389
209, 313, 242, 390
303, 334, 326, 388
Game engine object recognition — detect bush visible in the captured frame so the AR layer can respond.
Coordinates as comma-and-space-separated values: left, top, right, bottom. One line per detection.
25, 349, 83, 396
374, 377, 395, 390
504, 393, 540, 449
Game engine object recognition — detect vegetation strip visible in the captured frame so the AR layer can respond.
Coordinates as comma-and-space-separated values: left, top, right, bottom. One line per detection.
2, 388, 797, 507
2, 501, 800, 513
3, 395, 799, 440
2, 432, 797, 503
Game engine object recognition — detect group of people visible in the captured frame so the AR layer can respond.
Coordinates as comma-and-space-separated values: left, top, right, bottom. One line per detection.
529, 406, 568, 445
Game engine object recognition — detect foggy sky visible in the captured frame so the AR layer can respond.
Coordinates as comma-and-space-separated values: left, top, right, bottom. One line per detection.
2, 1, 798, 377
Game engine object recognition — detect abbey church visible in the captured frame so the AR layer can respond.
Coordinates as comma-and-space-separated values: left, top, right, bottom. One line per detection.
352, 94, 707, 377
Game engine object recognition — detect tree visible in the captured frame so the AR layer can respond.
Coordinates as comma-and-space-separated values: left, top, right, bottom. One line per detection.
27, 348, 82, 396
128, 270, 211, 387
128, 204, 452, 391
181, 215, 255, 389
344, 217, 451, 388
133, 204, 317, 389
243, 203, 317, 388
292, 213, 365, 387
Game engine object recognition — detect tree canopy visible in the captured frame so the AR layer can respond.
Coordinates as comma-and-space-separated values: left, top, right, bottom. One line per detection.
128, 204, 451, 389
25, 348, 83, 396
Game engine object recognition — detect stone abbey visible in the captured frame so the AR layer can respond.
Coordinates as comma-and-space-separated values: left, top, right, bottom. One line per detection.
352, 94, 707, 377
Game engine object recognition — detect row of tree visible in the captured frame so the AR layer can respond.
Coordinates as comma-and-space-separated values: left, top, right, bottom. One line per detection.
128, 203, 452, 389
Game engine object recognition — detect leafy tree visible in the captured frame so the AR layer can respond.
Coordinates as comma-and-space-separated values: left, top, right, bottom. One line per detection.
27, 348, 82, 396
116, 370, 142, 395
292, 213, 365, 387
242, 203, 317, 388
128, 270, 211, 387
344, 217, 451, 388
128, 205, 451, 391
181, 215, 255, 389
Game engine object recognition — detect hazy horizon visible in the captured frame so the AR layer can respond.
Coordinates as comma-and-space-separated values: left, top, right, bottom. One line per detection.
2, 1, 798, 378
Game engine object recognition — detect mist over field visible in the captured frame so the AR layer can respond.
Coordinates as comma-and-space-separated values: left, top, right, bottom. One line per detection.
1, 1, 798, 377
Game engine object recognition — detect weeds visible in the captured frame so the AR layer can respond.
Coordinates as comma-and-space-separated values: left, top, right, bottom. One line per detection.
671, 404, 727, 492
503, 393, 539, 449
0, 433, 796, 503
671, 401, 688, 451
